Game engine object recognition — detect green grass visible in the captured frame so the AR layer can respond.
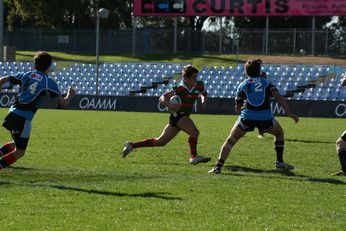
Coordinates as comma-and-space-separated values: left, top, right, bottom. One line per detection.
16, 51, 250, 69
0, 109, 345, 230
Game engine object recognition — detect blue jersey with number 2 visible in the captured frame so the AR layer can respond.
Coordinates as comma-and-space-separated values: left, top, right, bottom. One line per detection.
8, 71, 61, 120
235, 77, 277, 120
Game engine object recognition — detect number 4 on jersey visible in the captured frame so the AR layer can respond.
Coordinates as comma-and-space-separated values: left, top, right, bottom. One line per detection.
29, 82, 38, 94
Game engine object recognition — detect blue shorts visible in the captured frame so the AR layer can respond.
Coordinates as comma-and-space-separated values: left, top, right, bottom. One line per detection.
2, 112, 31, 150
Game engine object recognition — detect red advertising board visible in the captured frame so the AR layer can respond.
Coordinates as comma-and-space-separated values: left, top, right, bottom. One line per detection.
133, 0, 346, 16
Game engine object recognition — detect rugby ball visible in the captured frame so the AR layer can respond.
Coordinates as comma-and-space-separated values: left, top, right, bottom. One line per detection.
168, 95, 181, 112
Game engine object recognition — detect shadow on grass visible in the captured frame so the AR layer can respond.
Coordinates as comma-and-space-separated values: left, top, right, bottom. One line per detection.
51, 185, 182, 200
5, 166, 163, 183
0, 180, 182, 200
225, 165, 345, 185
285, 138, 335, 144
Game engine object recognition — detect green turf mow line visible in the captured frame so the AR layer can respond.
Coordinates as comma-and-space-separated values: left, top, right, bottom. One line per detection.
16, 51, 250, 69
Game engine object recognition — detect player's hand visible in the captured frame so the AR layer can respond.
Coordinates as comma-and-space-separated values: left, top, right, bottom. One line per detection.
67, 86, 76, 98
288, 112, 299, 123
341, 73, 346, 87
168, 103, 181, 112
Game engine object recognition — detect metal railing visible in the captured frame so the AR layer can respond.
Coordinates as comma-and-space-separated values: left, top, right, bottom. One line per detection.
4, 27, 345, 55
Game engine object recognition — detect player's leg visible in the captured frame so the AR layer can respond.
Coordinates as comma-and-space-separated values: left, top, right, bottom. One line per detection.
122, 124, 180, 158
334, 131, 346, 176
267, 120, 294, 171
258, 129, 264, 138
0, 141, 15, 156
0, 148, 26, 169
0, 113, 30, 170
209, 118, 248, 174
176, 116, 210, 164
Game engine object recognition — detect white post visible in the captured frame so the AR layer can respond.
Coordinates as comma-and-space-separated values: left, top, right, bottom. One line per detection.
174, 17, 177, 55
265, 16, 269, 55
0, 0, 4, 62
325, 28, 328, 54
132, 16, 137, 55
234, 39, 239, 65
311, 16, 316, 56
219, 17, 223, 54
96, 13, 100, 95
95, 8, 109, 95
293, 28, 296, 54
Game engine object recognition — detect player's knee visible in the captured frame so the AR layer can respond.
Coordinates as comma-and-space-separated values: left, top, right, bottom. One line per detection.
9, 143, 15, 150
190, 129, 199, 138
155, 139, 167, 147
275, 132, 284, 141
336, 137, 346, 152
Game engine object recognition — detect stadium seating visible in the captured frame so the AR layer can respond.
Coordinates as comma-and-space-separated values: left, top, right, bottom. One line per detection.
0, 61, 345, 101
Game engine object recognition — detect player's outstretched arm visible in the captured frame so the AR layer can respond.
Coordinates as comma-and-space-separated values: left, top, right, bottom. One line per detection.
342, 73, 346, 87
272, 90, 299, 123
57, 86, 76, 109
200, 91, 208, 111
0, 76, 10, 90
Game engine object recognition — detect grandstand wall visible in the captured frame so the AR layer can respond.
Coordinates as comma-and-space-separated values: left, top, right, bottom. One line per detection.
0, 93, 344, 118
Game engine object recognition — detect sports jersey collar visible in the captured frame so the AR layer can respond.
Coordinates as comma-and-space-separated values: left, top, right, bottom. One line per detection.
35, 70, 48, 77
179, 79, 196, 93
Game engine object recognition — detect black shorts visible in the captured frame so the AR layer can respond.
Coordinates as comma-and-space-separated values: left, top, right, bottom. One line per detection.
236, 118, 275, 134
2, 112, 31, 150
169, 111, 189, 128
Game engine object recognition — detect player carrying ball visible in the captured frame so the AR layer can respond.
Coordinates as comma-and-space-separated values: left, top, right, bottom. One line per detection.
121, 65, 211, 165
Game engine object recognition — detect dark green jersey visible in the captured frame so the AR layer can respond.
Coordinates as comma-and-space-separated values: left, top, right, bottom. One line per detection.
172, 80, 207, 114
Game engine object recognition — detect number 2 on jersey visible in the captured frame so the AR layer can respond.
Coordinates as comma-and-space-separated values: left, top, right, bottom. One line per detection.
254, 82, 263, 92
29, 82, 38, 94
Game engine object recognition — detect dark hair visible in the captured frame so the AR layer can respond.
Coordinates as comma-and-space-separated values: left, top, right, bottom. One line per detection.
255, 58, 262, 65
244, 59, 261, 77
182, 65, 198, 79
33, 51, 52, 72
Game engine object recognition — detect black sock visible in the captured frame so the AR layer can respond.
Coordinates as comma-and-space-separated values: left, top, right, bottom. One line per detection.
216, 159, 224, 167
338, 150, 346, 172
275, 141, 284, 163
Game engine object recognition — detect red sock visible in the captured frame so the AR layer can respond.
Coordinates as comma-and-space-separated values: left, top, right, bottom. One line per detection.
131, 138, 155, 149
188, 137, 198, 158
0, 143, 15, 156
0, 151, 17, 169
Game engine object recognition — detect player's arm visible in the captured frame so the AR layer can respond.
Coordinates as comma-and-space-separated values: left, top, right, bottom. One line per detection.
272, 90, 299, 123
199, 88, 208, 111
235, 102, 242, 114
159, 90, 180, 112
234, 89, 245, 114
201, 91, 207, 102
342, 73, 346, 86
57, 86, 76, 109
0, 76, 10, 90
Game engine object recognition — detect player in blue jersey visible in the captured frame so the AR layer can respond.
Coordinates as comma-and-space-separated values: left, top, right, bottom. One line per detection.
0, 51, 75, 170
209, 59, 299, 174
334, 73, 346, 176
256, 58, 267, 139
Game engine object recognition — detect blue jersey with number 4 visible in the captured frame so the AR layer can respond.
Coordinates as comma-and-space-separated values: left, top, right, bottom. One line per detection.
8, 71, 61, 120
235, 77, 277, 120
